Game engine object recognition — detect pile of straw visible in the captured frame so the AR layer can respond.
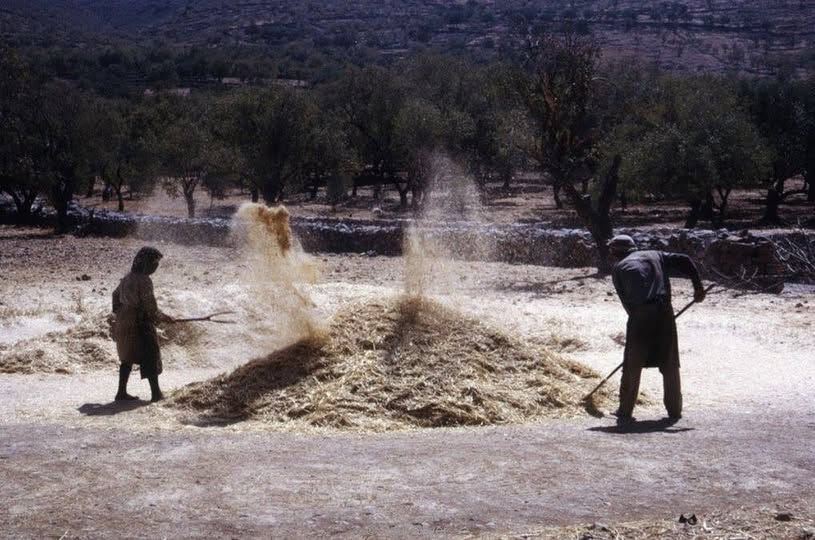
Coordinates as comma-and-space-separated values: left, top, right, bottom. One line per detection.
170, 296, 615, 431
0, 313, 115, 374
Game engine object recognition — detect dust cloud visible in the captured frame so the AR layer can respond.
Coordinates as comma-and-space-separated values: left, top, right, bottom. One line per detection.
231, 203, 323, 345
403, 152, 495, 297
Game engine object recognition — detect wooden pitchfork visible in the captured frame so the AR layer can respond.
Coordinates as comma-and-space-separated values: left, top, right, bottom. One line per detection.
582, 283, 716, 401
170, 311, 237, 324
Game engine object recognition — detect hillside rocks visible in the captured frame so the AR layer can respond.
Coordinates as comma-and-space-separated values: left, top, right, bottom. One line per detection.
7, 0, 814, 78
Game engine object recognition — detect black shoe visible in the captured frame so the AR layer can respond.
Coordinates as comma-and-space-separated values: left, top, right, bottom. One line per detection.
679, 513, 697, 525
115, 393, 139, 401
151, 392, 165, 403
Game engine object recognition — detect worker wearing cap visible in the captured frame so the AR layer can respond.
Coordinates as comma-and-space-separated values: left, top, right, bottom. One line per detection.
608, 235, 706, 420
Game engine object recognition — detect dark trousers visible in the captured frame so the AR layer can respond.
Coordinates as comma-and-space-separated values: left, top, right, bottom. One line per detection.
618, 303, 682, 418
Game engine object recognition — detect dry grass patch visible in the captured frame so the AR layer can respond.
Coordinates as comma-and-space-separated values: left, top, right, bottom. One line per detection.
0, 312, 114, 374
0, 311, 205, 374
514, 498, 815, 539
170, 295, 616, 431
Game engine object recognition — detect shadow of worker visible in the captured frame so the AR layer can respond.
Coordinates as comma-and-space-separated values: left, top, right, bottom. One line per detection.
588, 417, 695, 435
78, 400, 150, 416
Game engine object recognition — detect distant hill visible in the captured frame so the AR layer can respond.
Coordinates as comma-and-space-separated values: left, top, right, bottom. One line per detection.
3, 0, 814, 76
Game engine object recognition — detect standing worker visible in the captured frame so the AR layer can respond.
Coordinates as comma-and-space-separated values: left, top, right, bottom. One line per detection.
111, 246, 172, 402
608, 235, 706, 420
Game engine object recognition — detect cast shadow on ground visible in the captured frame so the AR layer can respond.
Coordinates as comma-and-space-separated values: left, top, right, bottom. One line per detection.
496, 272, 606, 298
78, 400, 151, 416
176, 340, 324, 428
178, 415, 241, 428
588, 418, 695, 434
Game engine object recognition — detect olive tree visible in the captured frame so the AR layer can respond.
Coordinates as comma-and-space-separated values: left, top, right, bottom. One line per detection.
328, 66, 406, 201
37, 82, 97, 231
153, 96, 225, 218
0, 48, 40, 218
92, 100, 157, 212
615, 76, 770, 228
218, 87, 317, 204
512, 31, 621, 272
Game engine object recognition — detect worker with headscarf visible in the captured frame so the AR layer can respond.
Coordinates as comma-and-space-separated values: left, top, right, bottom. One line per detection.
608, 235, 706, 420
111, 246, 172, 402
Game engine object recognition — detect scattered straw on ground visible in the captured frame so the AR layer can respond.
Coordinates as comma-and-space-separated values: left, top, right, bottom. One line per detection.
169, 295, 616, 432
0, 312, 115, 374
516, 498, 815, 539
0, 311, 205, 375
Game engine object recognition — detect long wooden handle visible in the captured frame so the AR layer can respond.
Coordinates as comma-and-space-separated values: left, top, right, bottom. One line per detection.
584, 362, 624, 400
171, 311, 236, 323
583, 283, 716, 401
672, 283, 716, 320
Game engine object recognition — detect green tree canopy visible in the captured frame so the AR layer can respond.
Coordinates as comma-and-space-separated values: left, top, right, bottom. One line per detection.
612, 76, 771, 227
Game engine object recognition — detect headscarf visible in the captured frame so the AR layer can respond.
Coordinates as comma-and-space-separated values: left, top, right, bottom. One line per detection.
131, 246, 163, 275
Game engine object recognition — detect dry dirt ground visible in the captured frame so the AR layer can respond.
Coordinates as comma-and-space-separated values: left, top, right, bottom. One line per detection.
1, 226, 814, 538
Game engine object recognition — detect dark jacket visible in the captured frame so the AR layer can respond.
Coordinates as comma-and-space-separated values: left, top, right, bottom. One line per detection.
612, 250, 701, 370
612, 250, 702, 313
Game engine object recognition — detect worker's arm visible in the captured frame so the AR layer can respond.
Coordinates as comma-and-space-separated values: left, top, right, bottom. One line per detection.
663, 253, 706, 302
142, 279, 175, 324
137, 278, 168, 324
611, 267, 632, 315
111, 283, 122, 313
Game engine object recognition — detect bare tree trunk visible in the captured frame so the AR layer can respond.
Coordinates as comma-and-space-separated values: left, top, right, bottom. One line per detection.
51, 178, 75, 233
560, 155, 621, 274
115, 168, 126, 212
3, 186, 38, 217
713, 186, 731, 228
395, 182, 409, 209
685, 199, 702, 229
261, 172, 284, 204
552, 182, 563, 209
115, 186, 125, 212
85, 175, 96, 198
183, 177, 198, 218
700, 193, 715, 225
762, 180, 783, 224
185, 191, 196, 218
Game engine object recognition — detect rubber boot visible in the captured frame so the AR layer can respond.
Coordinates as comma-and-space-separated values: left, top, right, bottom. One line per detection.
148, 375, 164, 402
115, 365, 139, 401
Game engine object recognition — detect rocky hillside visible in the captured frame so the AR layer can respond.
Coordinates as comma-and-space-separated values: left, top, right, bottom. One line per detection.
3, 0, 814, 76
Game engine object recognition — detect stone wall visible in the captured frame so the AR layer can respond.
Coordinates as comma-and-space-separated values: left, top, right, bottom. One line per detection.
3, 200, 812, 291
704, 234, 786, 293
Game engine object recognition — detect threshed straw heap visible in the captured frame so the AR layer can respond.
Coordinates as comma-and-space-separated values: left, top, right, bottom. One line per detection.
172, 179, 613, 431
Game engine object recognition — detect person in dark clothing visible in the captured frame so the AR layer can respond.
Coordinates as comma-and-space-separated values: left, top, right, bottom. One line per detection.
111, 246, 172, 402
608, 235, 706, 420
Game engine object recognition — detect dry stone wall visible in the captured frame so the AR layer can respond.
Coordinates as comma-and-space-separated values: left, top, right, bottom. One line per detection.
2, 201, 810, 291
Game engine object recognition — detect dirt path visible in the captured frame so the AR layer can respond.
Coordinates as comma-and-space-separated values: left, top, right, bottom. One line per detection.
2, 412, 814, 538
2, 231, 814, 537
